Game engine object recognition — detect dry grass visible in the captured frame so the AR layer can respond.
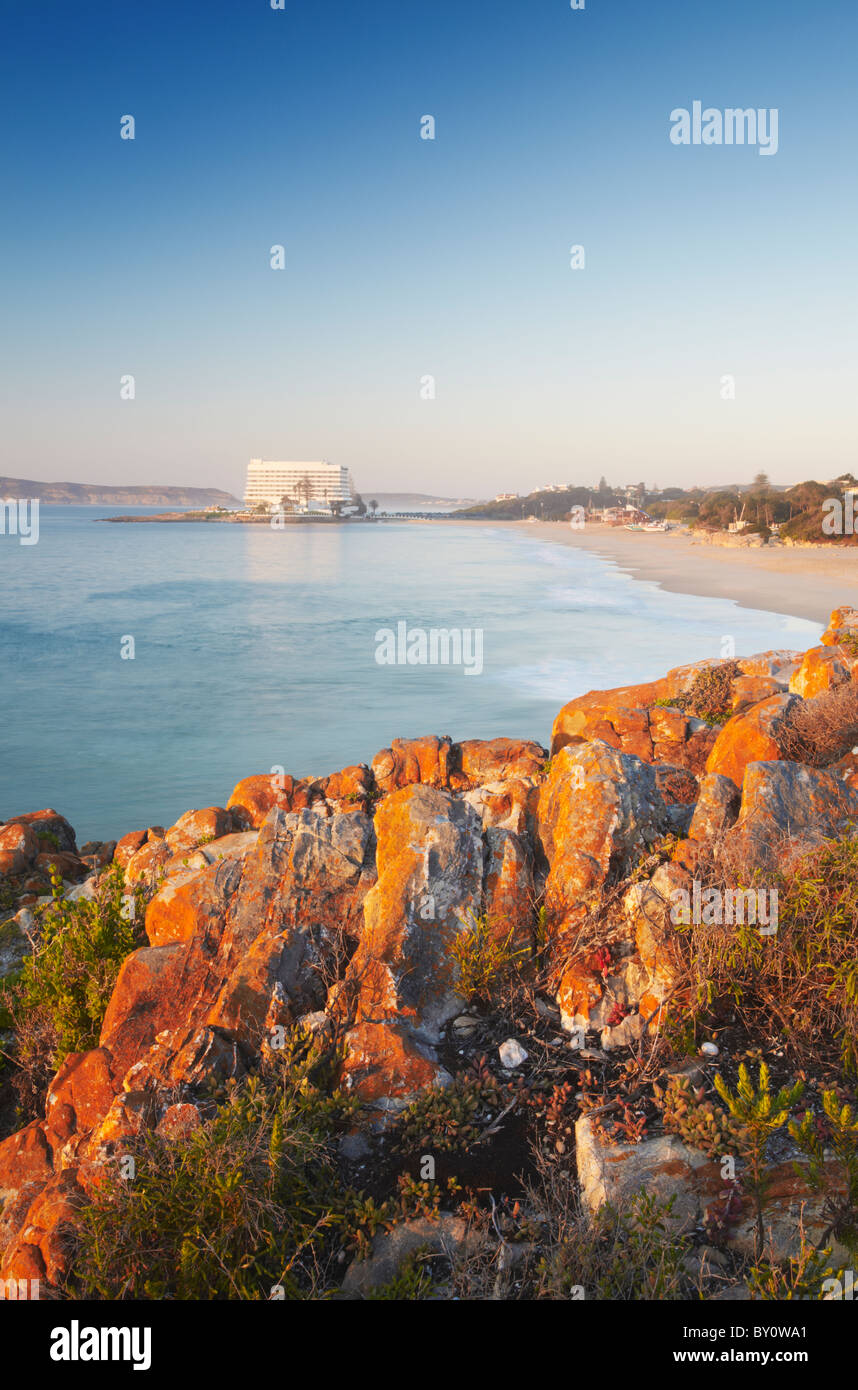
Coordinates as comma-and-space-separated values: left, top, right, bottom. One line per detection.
779, 681, 858, 767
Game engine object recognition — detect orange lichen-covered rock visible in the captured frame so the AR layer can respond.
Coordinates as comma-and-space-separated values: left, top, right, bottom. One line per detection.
820, 605, 858, 647
118, 807, 377, 1065
453, 738, 546, 788
537, 742, 669, 937
345, 784, 482, 1040
316, 764, 373, 811
789, 645, 855, 699
482, 827, 533, 950
0, 1122, 53, 1214
556, 952, 608, 1031
100, 941, 199, 1082
145, 860, 242, 949
0, 822, 40, 877
0, 1170, 85, 1287
551, 687, 716, 773
226, 773, 314, 829
340, 1021, 449, 1112
2, 810, 78, 854
371, 736, 455, 794
705, 693, 798, 787
165, 806, 233, 850
735, 650, 802, 684
729, 674, 783, 712
113, 828, 148, 869
44, 1049, 120, 1147
462, 778, 537, 835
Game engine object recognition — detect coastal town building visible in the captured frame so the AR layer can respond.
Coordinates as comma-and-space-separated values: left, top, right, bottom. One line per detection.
244, 459, 355, 511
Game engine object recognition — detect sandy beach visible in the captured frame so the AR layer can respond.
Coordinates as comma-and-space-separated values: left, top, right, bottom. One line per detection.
500, 522, 858, 630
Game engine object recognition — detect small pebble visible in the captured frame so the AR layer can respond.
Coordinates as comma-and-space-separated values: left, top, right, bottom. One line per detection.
499, 1038, 528, 1069
700, 1041, 719, 1056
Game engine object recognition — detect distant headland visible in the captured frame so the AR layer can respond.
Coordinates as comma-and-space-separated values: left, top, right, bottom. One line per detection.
0, 476, 240, 508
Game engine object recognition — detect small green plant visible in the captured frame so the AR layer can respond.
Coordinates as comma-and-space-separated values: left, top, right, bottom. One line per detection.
654, 663, 740, 725
749, 1238, 839, 1300
790, 1089, 858, 1258
714, 1062, 805, 1260
653, 1074, 741, 1159
450, 911, 530, 1001
395, 1073, 512, 1154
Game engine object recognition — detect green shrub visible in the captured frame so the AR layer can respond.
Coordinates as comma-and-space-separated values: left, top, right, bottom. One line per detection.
676, 836, 858, 1076
71, 1032, 359, 1300
449, 911, 530, 1001
535, 1191, 691, 1300
395, 1072, 513, 1154
0, 864, 145, 1120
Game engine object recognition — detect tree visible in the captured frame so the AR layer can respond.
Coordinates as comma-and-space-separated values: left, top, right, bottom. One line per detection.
752, 472, 770, 490
369, 499, 378, 516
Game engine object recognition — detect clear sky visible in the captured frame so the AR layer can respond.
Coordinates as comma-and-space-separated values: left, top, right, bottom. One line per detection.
1, 0, 856, 498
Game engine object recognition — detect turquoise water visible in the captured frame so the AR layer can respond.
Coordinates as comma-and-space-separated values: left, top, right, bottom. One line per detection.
0, 508, 816, 843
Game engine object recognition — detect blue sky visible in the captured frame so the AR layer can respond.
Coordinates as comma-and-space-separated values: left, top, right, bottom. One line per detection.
1, 0, 855, 497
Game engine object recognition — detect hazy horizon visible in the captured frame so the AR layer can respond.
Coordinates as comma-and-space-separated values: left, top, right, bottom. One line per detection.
2, 0, 856, 497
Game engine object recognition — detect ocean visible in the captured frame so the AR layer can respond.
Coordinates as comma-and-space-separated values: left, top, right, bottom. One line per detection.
0, 508, 816, 843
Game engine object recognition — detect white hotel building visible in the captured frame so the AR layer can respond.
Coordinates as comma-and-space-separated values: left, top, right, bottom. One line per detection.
243, 459, 355, 511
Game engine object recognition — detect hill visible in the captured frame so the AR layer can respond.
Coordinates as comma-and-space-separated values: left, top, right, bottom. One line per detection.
0, 477, 240, 507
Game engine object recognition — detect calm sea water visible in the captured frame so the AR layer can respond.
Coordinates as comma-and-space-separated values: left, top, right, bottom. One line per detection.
0, 508, 816, 843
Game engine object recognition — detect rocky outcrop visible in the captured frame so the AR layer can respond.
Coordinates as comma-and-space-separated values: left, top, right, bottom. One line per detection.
5, 608, 858, 1293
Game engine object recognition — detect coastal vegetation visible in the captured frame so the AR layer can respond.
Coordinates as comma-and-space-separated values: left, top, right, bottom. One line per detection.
2, 607, 858, 1298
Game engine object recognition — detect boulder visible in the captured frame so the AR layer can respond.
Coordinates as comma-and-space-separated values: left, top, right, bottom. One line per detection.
113, 829, 148, 869
371, 736, 455, 795
789, 645, 856, 699
820, 605, 858, 647
722, 760, 858, 872
537, 742, 670, 936
44, 1049, 120, 1149
226, 773, 315, 829
0, 822, 40, 877
453, 738, 546, 788
340, 784, 482, 1105
1, 811, 77, 855
705, 693, 799, 787
340, 1021, 449, 1113
460, 779, 537, 835
686, 772, 741, 843
340, 1213, 478, 1298
165, 806, 233, 850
